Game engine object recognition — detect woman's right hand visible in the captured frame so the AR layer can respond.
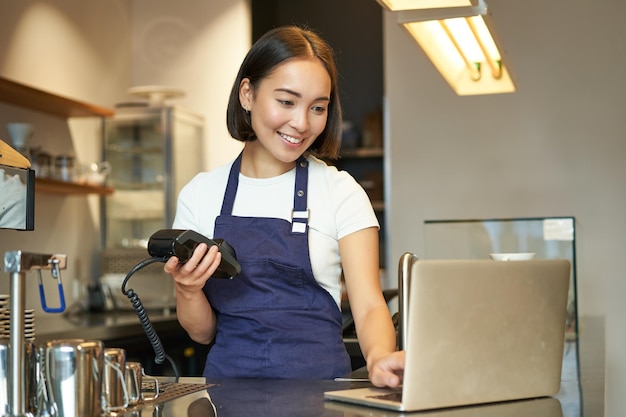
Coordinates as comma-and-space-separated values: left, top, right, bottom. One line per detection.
164, 243, 221, 344
164, 243, 222, 295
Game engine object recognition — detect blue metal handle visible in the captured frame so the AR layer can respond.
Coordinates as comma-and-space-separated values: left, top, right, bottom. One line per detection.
37, 269, 66, 313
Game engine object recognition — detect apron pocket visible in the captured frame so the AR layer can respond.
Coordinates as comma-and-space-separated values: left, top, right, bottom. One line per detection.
209, 259, 310, 312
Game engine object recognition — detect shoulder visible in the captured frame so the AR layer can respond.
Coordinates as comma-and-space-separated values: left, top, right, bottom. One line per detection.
306, 155, 360, 192
305, 155, 378, 238
179, 160, 233, 197
174, 159, 235, 233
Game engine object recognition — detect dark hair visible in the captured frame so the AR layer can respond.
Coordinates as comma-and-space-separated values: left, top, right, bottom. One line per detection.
226, 26, 342, 159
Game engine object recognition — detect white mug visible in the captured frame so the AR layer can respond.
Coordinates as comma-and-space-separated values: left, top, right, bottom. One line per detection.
81, 161, 111, 186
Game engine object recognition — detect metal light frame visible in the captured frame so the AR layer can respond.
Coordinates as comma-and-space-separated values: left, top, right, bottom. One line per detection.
377, 0, 516, 95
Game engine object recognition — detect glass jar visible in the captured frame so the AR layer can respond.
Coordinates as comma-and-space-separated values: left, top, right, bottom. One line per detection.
32, 150, 52, 178
53, 155, 75, 182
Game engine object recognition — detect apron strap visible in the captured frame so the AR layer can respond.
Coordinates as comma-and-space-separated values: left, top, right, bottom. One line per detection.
220, 152, 243, 215
220, 152, 309, 234
291, 157, 309, 234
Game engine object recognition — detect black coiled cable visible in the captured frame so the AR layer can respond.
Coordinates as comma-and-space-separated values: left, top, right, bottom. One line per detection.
121, 256, 180, 380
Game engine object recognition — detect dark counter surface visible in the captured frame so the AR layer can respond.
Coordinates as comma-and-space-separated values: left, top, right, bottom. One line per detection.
33, 308, 180, 343
107, 316, 603, 417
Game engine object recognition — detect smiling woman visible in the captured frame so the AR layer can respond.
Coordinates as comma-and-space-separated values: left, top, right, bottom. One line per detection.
237, 57, 332, 173
226, 26, 343, 161
162, 25, 404, 386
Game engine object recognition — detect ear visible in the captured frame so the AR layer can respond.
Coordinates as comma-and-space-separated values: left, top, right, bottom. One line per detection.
239, 78, 253, 109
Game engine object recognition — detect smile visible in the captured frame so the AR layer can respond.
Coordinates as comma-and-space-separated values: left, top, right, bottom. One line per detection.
279, 132, 303, 144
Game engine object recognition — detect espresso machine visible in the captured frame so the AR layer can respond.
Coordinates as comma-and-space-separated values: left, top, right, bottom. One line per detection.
1, 140, 67, 417
1, 140, 215, 417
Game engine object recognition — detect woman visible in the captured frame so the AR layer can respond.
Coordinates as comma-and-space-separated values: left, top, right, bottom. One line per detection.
164, 26, 404, 387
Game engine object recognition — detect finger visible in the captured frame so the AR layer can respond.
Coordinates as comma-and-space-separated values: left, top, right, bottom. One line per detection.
190, 243, 209, 264
163, 256, 179, 274
198, 245, 222, 277
178, 243, 209, 273
198, 244, 219, 268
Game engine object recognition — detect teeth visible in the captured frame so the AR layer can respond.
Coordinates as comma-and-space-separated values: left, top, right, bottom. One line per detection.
279, 132, 302, 144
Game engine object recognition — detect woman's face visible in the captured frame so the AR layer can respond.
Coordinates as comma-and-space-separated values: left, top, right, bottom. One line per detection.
240, 57, 331, 166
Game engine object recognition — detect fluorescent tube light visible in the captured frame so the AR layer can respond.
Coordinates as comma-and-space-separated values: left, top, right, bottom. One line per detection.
377, 0, 515, 95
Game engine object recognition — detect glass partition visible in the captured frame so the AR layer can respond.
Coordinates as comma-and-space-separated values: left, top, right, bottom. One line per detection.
423, 217, 577, 339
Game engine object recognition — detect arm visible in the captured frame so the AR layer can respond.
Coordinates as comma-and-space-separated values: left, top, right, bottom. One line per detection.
340, 227, 405, 387
164, 243, 222, 345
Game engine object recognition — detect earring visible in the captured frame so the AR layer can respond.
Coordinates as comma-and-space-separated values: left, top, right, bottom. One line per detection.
242, 106, 250, 114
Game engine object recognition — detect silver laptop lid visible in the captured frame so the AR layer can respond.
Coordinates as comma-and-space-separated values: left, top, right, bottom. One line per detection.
402, 259, 570, 410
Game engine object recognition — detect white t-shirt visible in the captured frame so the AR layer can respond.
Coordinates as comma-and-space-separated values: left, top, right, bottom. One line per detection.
173, 155, 379, 307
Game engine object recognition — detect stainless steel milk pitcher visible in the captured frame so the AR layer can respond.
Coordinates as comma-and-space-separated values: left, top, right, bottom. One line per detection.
44, 339, 104, 417
0, 339, 9, 416
125, 361, 159, 406
102, 348, 129, 412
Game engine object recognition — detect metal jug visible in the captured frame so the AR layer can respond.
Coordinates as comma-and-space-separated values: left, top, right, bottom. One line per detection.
44, 339, 104, 417
125, 361, 159, 406
102, 348, 129, 412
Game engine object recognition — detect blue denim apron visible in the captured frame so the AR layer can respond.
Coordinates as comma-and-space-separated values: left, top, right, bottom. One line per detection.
202, 153, 351, 379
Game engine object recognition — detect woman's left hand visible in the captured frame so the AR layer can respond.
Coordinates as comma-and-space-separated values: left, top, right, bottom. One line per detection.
368, 350, 406, 388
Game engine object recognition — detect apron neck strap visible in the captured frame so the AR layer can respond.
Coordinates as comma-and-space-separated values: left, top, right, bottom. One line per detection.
220, 153, 310, 223
291, 156, 309, 234
220, 152, 242, 215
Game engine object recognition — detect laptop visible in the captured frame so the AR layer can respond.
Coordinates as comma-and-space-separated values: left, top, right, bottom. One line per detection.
324, 396, 563, 417
325, 259, 571, 412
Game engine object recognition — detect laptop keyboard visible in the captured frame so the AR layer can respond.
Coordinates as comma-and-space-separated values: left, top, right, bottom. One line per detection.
366, 392, 402, 403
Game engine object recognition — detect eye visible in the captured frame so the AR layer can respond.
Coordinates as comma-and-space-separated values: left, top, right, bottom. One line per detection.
312, 105, 327, 114
277, 99, 294, 106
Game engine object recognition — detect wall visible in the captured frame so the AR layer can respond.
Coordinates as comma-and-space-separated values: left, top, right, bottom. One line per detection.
0, 0, 249, 312
383, 0, 625, 414
130, 0, 248, 170
0, 0, 133, 310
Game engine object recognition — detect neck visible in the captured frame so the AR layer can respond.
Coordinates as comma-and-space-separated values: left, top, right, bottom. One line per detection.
240, 144, 298, 178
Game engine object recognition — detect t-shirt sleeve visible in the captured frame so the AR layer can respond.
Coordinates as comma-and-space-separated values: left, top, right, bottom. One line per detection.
332, 170, 379, 240
171, 164, 231, 238
172, 181, 197, 230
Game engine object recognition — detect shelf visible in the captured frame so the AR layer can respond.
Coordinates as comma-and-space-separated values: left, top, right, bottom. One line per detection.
340, 147, 383, 158
0, 75, 114, 118
107, 210, 163, 220
36, 178, 114, 195
106, 144, 163, 154
109, 183, 164, 191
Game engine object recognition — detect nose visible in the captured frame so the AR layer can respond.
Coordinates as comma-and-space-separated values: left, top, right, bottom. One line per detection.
289, 107, 310, 132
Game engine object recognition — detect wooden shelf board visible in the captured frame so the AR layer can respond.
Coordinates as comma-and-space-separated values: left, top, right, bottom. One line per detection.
0, 76, 114, 118
36, 178, 114, 195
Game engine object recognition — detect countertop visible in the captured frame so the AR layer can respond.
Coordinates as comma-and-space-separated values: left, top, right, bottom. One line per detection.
104, 316, 604, 417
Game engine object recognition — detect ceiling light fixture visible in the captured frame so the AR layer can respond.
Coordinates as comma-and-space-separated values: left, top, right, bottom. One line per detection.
377, 0, 515, 95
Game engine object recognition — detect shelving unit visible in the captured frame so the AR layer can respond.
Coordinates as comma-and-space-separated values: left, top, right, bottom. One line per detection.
102, 106, 203, 250
0, 75, 115, 195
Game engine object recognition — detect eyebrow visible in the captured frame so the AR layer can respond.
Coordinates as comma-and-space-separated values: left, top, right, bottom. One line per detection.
275, 88, 330, 102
